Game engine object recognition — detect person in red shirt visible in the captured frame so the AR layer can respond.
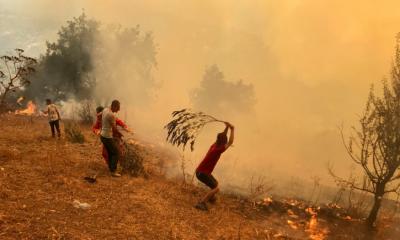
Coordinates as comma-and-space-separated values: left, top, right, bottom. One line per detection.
195, 122, 235, 211
92, 106, 130, 165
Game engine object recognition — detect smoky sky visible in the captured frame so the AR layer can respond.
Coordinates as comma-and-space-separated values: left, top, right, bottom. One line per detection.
2, 0, 400, 187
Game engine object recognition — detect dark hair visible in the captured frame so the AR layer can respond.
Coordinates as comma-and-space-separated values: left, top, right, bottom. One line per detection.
96, 106, 104, 113
111, 100, 120, 108
46, 99, 51, 104
216, 132, 228, 146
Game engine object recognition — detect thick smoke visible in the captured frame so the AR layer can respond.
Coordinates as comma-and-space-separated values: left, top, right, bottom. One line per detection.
3, 0, 400, 199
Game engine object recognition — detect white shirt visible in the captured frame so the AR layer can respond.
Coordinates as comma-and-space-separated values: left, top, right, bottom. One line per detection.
100, 108, 116, 138
46, 104, 59, 122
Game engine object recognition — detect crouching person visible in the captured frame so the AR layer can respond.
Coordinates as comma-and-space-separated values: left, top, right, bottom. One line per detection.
195, 122, 234, 211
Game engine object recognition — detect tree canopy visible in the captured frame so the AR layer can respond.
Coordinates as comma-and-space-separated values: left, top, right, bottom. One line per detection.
191, 65, 256, 117
24, 13, 157, 105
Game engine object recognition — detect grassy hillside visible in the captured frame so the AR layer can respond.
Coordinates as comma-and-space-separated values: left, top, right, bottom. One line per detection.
0, 114, 399, 239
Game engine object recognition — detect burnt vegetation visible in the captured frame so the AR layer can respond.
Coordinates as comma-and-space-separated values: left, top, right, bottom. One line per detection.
330, 36, 400, 228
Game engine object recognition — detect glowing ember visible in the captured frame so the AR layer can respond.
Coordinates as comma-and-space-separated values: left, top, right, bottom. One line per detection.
308, 215, 318, 230
343, 215, 352, 221
263, 197, 273, 204
15, 100, 36, 115
287, 209, 299, 219
305, 207, 318, 215
287, 220, 298, 229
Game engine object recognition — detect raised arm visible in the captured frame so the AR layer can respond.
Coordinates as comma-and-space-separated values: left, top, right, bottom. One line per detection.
225, 122, 235, 148
222, 124, 229, 135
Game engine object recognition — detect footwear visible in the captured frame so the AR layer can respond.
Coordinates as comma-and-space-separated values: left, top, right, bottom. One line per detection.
111, 172, 121, 177
195, 202, 208, 211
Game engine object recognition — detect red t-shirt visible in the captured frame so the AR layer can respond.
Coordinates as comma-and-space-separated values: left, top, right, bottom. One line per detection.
196, 143, 227, 175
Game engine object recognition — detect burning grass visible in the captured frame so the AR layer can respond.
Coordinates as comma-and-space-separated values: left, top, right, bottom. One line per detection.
14, 100, 36, 115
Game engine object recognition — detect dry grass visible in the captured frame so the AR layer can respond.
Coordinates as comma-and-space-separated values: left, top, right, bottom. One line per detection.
64, 120, 85, 144
0, 114, 399, 239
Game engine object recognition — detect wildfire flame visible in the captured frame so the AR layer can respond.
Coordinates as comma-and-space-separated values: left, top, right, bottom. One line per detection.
15, 100, 36, 115
287, 220, 298, 229
305, 208, 329, 240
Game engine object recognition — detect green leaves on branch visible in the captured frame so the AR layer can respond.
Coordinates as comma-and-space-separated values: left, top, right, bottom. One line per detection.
164, 109, 223, 151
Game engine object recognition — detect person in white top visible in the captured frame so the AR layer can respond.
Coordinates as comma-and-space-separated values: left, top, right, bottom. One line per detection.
42, 99, 61, 138
100, 100, 122, 177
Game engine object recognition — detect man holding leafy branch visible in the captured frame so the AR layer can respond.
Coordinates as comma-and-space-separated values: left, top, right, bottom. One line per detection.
195, 122, 234, 211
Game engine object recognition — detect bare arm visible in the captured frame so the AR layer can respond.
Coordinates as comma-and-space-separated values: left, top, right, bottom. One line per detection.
111, 115, 117, 133
225, 123, 235, 149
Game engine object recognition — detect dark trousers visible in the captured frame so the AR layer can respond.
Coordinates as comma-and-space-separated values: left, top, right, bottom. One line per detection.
49, 120, 61, 137
100, 136, 120, 173
196, 171, 218, 189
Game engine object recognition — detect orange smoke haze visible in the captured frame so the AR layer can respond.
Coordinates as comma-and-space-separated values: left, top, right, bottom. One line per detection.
2, 0, 400, 196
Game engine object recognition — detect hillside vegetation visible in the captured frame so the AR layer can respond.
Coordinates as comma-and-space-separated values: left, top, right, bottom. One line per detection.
0, 114, 399, 239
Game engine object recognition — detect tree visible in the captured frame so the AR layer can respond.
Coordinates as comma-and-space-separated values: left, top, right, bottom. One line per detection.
331, 36, 400, 228
0, 49, 37, 111
191, 65, 256, 116
25, 12, 100, 101
24, 13, 157, 106
92, 24, 157, 106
